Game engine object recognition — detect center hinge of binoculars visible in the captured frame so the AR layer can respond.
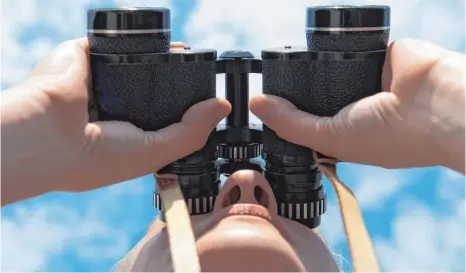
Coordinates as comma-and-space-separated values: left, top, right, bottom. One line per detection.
216, 50, 263, 161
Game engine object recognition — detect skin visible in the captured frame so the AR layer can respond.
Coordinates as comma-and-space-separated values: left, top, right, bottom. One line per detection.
1, 38, 464, 272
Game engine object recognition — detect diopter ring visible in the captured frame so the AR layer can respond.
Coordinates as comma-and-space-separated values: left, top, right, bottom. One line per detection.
154, 192, 216, 215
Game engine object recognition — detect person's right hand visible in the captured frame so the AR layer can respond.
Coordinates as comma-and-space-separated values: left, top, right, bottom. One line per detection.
250, 39, 465, 173
2, 38, 231, 206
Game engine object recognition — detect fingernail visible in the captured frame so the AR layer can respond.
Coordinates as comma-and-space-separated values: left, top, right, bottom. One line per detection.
155, 176, 179, 191
171, 41, 188, 48
210, 99, 231, 119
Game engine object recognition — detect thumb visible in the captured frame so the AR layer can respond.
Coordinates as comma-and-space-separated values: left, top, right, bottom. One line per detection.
85, 98, 231, 183
249, 94, 337, 155
139, 98, 231, 169
250, 93, 398, 159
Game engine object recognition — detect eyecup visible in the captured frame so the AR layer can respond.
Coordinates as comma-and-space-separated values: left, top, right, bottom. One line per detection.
306, 5, 390, 30
88, 8, 171, 32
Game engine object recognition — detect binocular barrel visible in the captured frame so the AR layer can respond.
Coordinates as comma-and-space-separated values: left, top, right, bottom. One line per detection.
88, 5, 390, 229
88, 8, 220, 215
261, 5, 390, 228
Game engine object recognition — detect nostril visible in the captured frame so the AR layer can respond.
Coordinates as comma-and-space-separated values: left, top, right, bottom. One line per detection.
254, 186, 269, 207
222, 185, 241, 208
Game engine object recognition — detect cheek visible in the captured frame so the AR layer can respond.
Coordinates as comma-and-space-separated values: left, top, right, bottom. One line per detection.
286, 223, 341, 272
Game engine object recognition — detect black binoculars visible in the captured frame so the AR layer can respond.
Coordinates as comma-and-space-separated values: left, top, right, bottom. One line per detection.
87, 5, 390, 229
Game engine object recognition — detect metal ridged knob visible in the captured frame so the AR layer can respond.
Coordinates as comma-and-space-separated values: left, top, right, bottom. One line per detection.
153, 192, 216, 215
218, 144, 262, 160
278, 197, 326, 220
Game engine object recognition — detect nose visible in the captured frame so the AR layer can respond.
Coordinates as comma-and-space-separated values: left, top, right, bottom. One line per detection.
213, 170, 278, 214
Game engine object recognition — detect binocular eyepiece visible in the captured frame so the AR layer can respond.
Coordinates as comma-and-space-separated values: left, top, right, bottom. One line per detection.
88, 5, 390, 229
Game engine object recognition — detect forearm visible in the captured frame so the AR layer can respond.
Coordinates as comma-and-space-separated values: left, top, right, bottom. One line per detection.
1, 83, 63, 205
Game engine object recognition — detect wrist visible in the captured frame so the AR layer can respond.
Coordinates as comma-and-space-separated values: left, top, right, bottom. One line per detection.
1, 81, 75, 205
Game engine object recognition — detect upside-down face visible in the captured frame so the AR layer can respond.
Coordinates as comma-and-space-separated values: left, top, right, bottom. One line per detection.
117, 170, 340, 272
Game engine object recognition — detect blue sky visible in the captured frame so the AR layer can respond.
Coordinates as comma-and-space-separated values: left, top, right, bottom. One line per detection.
1, 0, 465, 271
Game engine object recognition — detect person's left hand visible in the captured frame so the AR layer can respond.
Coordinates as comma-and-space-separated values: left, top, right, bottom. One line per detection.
2, 38, 230, 201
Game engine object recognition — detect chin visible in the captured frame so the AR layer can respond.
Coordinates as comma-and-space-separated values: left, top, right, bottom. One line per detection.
196, 215, 306, 272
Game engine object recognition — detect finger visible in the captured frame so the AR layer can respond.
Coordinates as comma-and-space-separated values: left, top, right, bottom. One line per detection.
170, 42, 188, 53
141, 98, 231, 170
249, 94, 337, 154
170, 41, 188, 48
74, 37, 90, 52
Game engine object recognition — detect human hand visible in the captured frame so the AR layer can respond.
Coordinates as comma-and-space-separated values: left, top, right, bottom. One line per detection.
250, 39, 465, 173
2, 38, 230, 203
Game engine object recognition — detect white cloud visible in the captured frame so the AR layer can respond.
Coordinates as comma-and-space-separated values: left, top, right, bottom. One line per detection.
319, 164, 408, 249
1, 205, 128, 271
437, 168, 465, 202
341, 164, 409, 210
319, 201, 345, 246
186, 0, 465, 52
1, 0, 89, 88
0, 178, 148, 272
321, 167, 465, 271
374, 198, 465, 271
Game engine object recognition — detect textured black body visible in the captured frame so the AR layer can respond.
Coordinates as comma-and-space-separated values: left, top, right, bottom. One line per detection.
92, 61, 216, 130
261, 51, 385, 158
261, 6, 389, 227
306, 31, 389, 51
91, 59, 217, 156
88, 33, 170, 54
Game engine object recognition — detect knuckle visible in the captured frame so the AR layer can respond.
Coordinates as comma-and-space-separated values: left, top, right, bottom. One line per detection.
315, 117, 337, 150
270, 115, 295, 141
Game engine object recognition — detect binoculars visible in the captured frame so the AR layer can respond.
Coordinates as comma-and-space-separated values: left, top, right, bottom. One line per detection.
87, 5, 390, 229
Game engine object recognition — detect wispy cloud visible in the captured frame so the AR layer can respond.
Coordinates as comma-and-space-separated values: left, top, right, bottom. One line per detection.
319, 201, 345, 246
339, 164, 411, 210
375, 198, 465, 271
2, 205, 126, 271
437, 168, 465, 202
1, 178, 148, 272
319, 164, 410, 247
1, 0, 90, 88
1, 177, 150, 271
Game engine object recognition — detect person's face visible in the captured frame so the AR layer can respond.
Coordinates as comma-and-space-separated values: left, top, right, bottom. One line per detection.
131, 170, 339, 272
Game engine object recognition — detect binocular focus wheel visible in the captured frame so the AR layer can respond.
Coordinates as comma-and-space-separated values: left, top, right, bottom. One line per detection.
154, 192, 216, 215
278, 197, 326, 220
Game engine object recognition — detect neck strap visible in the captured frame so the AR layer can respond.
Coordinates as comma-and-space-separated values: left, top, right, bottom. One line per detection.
156, 176, 201, 272
313, 151, 380, 272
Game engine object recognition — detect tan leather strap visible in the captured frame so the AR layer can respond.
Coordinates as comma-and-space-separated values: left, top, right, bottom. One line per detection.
156, 176, 201, 272
313, 151, 380, 272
